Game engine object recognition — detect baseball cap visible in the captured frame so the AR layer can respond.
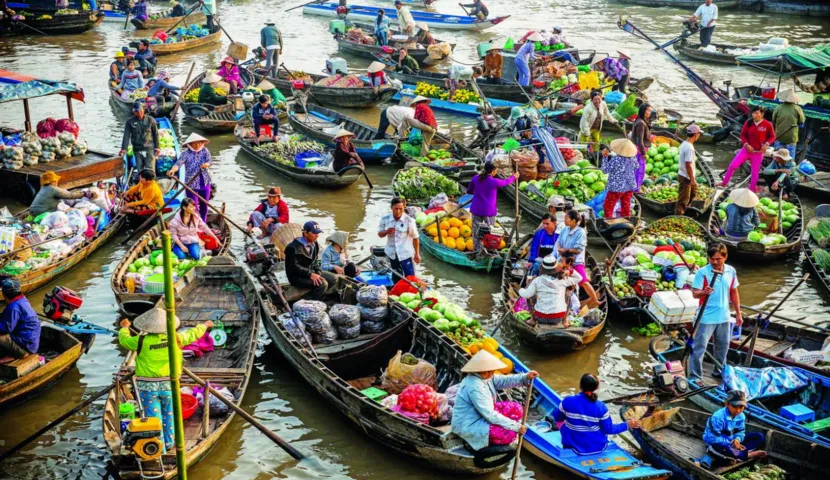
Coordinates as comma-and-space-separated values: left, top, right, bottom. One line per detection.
303, 221, 323, 234
547, 195, 566, 208
132, 102, 145, 112
686, 124, 703, 135
726, 390, 747, 407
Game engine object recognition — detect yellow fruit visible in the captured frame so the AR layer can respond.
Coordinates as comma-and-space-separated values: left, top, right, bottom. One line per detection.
499, 358, 514, 374
494, 351, 504, 359
444, 238, 456, 249
484, 338, 499, 351
432, 236, 439, 243
439, 220, 450, 231
460, 225, 472, 238
466, 238, 474, 251
448, 227, 460, 239
440, 228, 449, 239
463, 218, 473, 227
469, 343, 481, 355
426, 226, 438, 237
482, 342, 498, 354
499, 239, 506, 250
449, 218, 462, 228
456, 240, 466, 252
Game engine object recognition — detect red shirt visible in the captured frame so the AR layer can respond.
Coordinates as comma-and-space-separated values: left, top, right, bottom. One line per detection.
740, 119, 776, 151
250, 199, 289, 226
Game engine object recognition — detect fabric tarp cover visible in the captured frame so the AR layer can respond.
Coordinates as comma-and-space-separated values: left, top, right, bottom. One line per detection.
737, 44, 830, 72
721, 364, 809, 401
0, 70, 85, 103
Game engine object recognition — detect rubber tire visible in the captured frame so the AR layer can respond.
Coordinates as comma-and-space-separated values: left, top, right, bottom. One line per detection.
473, 444, 516, 469
602, 221, 635, 241
649, 334, 675, 358
752, 1, 764, 13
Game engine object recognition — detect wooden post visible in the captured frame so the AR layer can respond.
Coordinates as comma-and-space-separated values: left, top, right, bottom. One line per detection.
201, 382, 210, 439
23, 99, 32, 132
171, 63, 196, 119
510, 379, 535, 480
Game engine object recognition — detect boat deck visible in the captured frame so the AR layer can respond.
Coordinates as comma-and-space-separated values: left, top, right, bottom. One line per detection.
650, 423, 742, 475
293, 112, 376, 141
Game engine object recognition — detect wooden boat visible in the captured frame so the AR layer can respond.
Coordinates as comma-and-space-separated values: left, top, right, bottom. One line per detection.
258, 279, 518, 473
707, 189, 803, 261
623, 406, 830, 480
130, 9, 206, 29
635, 151, 718, 216
150, 30, 222, 56
501, 236, 607, 351
802, 206, 830, 299
651, 339, 830, 448
673, 39, 765, 66
388, 69, 528, 103
180, 69, 256, 119
109, 85, 176, 118
796, 171, 830, 199
500, 348, 670, 479
418, 211, 506, 272
0, 325, 94, 410
111, 206, 232, 318
613, 0, 738, 8
303, 3, 510, 31
394, 131, 482, 184
250, 67, 399, 109
234, 124, 364, 188
334, 33, 454, 65
288, 104, 397, 162
730, 315, 830, 376
395, 85, 520, 118
4, 10, 104, 36
103, 261, 261, 479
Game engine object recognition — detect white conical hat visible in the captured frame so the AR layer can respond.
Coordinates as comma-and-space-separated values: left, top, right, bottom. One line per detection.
417, 22, 429, 32
367, 61, 386, 74
133, 307, 180, 334
777, 89, 799, 103
610, 138, 637, 157
257, 79, 276, 90
461, 350, 508, 373
182, 132, 209, 146
333, 129, 355, 139
729, 188, 760, 209
203, 72, 222, 83
526, 32, 544, 43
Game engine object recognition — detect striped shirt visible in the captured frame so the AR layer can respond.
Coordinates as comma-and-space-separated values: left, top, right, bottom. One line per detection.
553, 392, 628, 455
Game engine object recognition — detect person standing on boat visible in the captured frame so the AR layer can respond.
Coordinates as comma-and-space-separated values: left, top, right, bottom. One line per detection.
630, 103, 653, 191
723, 189, 760, 239
322, 231, 359, 277
466, 162, 515, 254
519, 255, 582, 327
762, 149, 797, 199
122, 169, 164, 214
131, 0, 148, 21
414, 22, 435, 46
528, 214, 559, 275
394, 0, 416, 35
30, 171, 94, 217
616, 50, 631, 94
690, 0, 718, 48
720, 107, 775, 193
413, 96, 437, 155
459, 0, 488, 21
251, 94, 280, 145
554, 374, 640, 454
553, 210, 599, 309
118, 309, 213, 453
396, 47, 420, 74
483, 44, 503, 82
378, 197, 421, 277
676, 124, 703, 216
702, 390, 767, 467
110, 51, 127, 86
771, 89, 805, 159
515, 32, 543, 87
689, 243, 742, 382
601, 139, 639, 219
452, 350, 538, 450
374, 98, 434, 140
120, 102, 160, 179
169, 198, 221, 260
201, 0, 217, 33
167, 133, 214, 222
247, 187, 289, 238
261, 21, 283, 78
0, 279, 40, 360
374, 9, 391, 46
285, 221, 337, 301
579, 91, 619, 151
171, 0, 186, 17
332, 130, 365, 172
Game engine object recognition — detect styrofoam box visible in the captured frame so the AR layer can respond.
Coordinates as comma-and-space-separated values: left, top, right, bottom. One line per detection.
648, 290, 698, 325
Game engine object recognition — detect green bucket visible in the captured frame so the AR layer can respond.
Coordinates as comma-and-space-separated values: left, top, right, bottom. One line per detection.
119, 402, 136, 420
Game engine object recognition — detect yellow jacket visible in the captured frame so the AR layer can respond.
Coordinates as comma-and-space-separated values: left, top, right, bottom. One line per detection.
126, 181, 164, 209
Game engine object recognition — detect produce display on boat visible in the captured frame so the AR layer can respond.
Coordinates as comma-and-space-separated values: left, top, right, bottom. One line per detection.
518, 164, 608, 206
638, 141, 715, 205
1, 119, 87, 169
154, 126, 177, 174
413, 82, 481, 104
123, 247, 212, 295
714, 196, 800, 245
251, 136, 328, 168
146, 24, 212, 44
183, 86, 228, 103
392, 166, 463, 205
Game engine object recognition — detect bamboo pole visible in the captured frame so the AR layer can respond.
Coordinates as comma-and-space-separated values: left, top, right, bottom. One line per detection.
162, 231, 188, 479
171, 63, 195, 119
510, 378, 535, 480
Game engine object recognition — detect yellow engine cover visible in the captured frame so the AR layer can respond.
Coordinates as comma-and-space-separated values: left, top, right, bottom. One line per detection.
132, 437, 164, 461
128, 416, 162, 433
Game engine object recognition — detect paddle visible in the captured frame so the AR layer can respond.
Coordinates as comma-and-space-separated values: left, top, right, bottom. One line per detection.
118, 171, 201, 246
285, 0, 325, 12
798, 171, 830, 192
739, 304, 830, 334
457, 4, 484, 33
776, 183, 784, 235
510, 378, 535, 480
743, 273, 809, 366
795, 126, 828, 163
336, 164, 374, 188
13, 20, 48, 36
170, 62, 195, 119
123, 7, 131, 30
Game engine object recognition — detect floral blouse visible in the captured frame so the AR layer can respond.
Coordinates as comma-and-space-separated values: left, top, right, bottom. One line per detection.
601, 154, 638, 193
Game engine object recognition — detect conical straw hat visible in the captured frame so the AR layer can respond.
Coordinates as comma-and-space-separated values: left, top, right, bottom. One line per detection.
461, 350, 508, 373
729, 188, 759, 209
182, 132, 209, 146
367, 61, 386, 74
777, 89, 799, 103
133, 307, 180, 334
610, 138, 637, 157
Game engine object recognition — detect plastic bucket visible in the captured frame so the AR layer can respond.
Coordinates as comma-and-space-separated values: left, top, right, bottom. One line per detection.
181, 393, 198, 419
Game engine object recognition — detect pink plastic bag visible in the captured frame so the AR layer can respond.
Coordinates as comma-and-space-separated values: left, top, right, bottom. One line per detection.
84, 216, 95, 239
182, 331, 215, 357
513, 297, 529, 313
489, 401, 524, 445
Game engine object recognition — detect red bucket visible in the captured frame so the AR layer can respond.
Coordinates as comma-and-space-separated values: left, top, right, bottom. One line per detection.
181, 393, 198, 419
761, 86, 776, 100
199, 232, 219, 251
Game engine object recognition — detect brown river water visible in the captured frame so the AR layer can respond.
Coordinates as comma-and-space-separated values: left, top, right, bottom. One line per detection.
1, 1, 829, 478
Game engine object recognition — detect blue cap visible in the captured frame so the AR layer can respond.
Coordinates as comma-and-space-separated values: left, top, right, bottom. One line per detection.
394, 0, 402, 4
132, 102, 145, 112
303, 221, 323, 234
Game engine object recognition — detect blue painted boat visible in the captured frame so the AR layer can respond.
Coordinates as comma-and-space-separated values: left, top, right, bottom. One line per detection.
499, 346, 672, 480
288, 104, 397, 162
653, 339, 830, 448
303, 3, 509, 31
394, 84, 520, 117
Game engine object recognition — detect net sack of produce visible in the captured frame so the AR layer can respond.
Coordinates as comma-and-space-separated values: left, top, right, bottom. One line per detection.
335, 323, 361, 340
536, 159, 553, 180
428, 42, 452, 60
511, 149, 539, 182
357, 285, 388, 308
54, 118, 80, 138
428, 193, 449, 210
489, 401, 524, 445
36, 118, 57, 138
396, 383, 440, 421
194, 385, 235, 416
328, 303, 361, 327
381, 351, 437, 394
359, 304, 388, 322
361, 319, 387, 334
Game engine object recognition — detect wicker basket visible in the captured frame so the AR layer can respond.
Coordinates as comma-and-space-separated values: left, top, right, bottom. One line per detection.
271, 223, 303, 260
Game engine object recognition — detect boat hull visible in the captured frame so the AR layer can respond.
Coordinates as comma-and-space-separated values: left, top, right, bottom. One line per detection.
303, 3, 508, 30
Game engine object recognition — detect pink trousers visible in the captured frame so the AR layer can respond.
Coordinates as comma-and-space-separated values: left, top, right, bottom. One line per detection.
721, 147, 764, 192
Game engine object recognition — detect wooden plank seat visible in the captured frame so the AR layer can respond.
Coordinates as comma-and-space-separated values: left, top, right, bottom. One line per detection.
0, 354, 39, 379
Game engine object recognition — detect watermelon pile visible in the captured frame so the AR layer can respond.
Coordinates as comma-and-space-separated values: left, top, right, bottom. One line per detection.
518, 163, 607, 204
716, 196, 799, 243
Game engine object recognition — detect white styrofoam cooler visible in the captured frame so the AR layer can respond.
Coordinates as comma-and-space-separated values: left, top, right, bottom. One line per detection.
648, 290, 698, 325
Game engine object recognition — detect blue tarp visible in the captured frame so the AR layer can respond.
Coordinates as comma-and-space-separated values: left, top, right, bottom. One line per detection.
721, 365, 809, 401
0, 79, 82, 103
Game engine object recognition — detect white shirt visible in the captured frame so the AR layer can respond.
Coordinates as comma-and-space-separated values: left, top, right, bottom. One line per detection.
378, 213, 419, 261
678, 141, 696, 179
397, 6, 415, 32
518, 272, 583, 315
386, 106, 416, 130
694, 3, 718, 28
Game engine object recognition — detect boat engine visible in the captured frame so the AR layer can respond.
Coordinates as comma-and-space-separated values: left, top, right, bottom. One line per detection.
42, 286, 83, 322
245, 243, 278, 278
124, 417, 164, 461
647, 363, 689, 394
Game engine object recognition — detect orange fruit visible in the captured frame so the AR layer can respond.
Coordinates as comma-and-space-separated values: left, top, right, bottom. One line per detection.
444, 238, 456, 249
463, 218, 473, 227
448, 227, 460, 239
482, 342, 498, 354
426, 226, 438, 237
456, 240, 466, 252
469, 343, 481, 355
432, 236, 439, 243
499, 239, 506, 250
439, 220, 450, 231
460, 225, 472, 238
499, 358, 514, 374
466, 238, 474, 251
484, 338, 499, 351
449, 218, 462, 228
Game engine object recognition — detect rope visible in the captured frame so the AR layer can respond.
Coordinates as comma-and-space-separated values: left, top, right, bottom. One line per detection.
792, 73, 830, 94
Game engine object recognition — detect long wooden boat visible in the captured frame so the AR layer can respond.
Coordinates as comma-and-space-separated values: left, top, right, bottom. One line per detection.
4, 10, 104, 36
394, 131, 482, 184
250, 67, 399, 108
652, 338, 830, 448
730, 315, 830, 376
388, 69, 528, 103
501, 235, 607, 351
234, 124, 364, 188
802, 207, 830, 299
708, 189, 803, 261
419, 213, 506, 272
303, 3, 510, 31
0, 325, 94, 410
103, 261, 261, 479
111, 206, 232, 318
150, 30, 221, 56
288, 104, 397, 162
109, 85, 176, 118
334, 33, 454, 65
673, 39, 767, 66
258, 278, 518, 473
612, 0, 738, 7
623, 406, 830, 480
130, 9, 206, 29
635, 152, 718, 216
180, 69, 255, 119
796, 171, 830, 199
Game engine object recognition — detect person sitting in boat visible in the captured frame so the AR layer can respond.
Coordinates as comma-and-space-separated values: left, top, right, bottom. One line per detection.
467, 162, 517, 254
395, 48, 420, 74
167, 133, 213, 222
528, 214, 558, 275
251, 94, 279, 146
247, 187, 289, 238
110, 51, 127, 86
762, 149, 797, 199
702, 390, 767, 468
546, 195, 571, 226
131, 0, 149, 21
483, 44, 503, 83
723, 188, 760, 239
29, 171, 95, 217
550, 25, 570, 48
135, 40, 157, 78
217, 56, 242, 95
366, 61, 389, 92
171, 0, 187, 17
333, 130, 365, 172
451, 350, 538, 451
118, 60, 145, 94
374, 9, 391, 47
146, 71, 180, 104
169, 197, 222, 260
322, 231, 359, 277
122, 169, 164, 214
198, 72, 228, 106
285, 221, 337, 301
519, 255, 582, 328
459, 0, 488, 20
0, 279, 40, 360
118, 309, 213, 453
554, 373, 639, 454
554, 210, 600, 309
394, 0, 415, 36
414, 23, 435, 46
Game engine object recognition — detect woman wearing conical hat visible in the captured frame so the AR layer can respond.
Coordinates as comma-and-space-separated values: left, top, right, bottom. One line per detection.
167, 133, 213, 222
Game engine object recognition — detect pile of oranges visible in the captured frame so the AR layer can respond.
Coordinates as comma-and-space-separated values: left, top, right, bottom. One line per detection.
425, 216, 475, 252
467, 338, 513, 374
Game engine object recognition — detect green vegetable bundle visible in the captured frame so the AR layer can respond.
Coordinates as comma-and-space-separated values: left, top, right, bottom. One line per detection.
392, 167, 462, 204
253, 135, 325, 165
813, 248, 830, 272
808, 218, 830, 247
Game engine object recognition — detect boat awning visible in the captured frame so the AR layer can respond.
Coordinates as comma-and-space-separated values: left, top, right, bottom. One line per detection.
747, 98, 830, 122
0, 70, 85, 104
737, 44, 830, 73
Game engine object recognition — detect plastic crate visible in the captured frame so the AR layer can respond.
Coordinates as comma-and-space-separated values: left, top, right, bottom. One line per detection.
142, 274, 165, 294
781, 403, 815, 423
357, 270, 394, 287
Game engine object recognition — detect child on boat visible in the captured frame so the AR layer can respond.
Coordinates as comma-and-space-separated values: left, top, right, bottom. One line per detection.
702, 390, 767, 468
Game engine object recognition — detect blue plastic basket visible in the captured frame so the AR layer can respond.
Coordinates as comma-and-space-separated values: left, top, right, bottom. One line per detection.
294, 151, 324, 169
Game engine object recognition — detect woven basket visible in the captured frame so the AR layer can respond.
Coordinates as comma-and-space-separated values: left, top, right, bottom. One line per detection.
271, 223, 303, 260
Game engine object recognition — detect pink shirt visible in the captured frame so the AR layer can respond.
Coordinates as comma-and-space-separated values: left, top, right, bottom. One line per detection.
218, 64, 242, 85
169, 213, 212, 245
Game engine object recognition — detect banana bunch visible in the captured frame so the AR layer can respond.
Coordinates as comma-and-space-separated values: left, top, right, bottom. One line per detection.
184, 89, 200, 103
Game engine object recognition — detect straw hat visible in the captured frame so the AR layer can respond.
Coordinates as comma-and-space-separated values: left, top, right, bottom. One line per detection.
367, 61, 386, 74
115, 51, 125, 59
590, 53, 609, 66
772, 148, 792, 161
182, 132, 209, 146
777, 89, 799, 103
462, 350, 508, 373
526, 32, 544, 43
202, 72, 222, 83
326, 231, 349, 249
617, 49, 631, 59
417, 22, 429, 32
411, 95, 431, 105
40, 171, 60, 186
487, 44, 502, 52
257, 79, 276, 90
333, 129, 356, 139
267, 186, 282, 197
729, 188, 760, 209
610, 138, 637, 157
134, 307, 180, 334
539, 255, 557, 275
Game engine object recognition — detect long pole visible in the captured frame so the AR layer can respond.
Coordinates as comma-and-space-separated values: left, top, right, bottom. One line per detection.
744, 273, 809, 366
169, 176, 258, 243
510, 379, 535, 480
513, 159, 520, 245
162, 231, 188, 479
285, 0, 323, 12
739, 304, 830, 333
171, 63, 196, 119
165, 2, 202, 34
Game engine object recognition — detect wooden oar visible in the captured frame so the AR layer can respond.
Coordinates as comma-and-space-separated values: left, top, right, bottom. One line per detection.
169, 176, 260, 243
798, 171, 830, 192
13, 20, 48, 36
118, 171, 201, 246
183, 367, 306, 460
336, 164, 373, 188
510, 378, 535, 480
743, 273, 809, 366
739, 304, 830, 334
170, 62, 195, 119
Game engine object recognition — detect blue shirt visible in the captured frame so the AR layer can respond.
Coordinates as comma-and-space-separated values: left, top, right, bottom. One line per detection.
450, 373, 528, 450
147, 79, 179, 97
553, 392, 628, 455
692, 264, 739, 325
0, 296, 41, 353
529, 229, 558, 261
515, 40, 536, 65
725, 203, 759, 237
252, 103, 279, 125
704, 407, 746, 447
554, 226, 587, 265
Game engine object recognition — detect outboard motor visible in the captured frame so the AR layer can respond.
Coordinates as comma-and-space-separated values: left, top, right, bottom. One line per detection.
42, 286, 83, 322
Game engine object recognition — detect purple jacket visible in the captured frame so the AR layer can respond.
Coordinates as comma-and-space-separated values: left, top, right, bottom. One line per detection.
466, 174, 516, 217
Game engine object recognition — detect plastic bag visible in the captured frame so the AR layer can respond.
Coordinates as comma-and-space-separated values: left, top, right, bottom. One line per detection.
614, 94, 639, 119
194, 385, 234, 416
329, 304, 361, 327
357, 286, 388, 308
359, 304, 388, 322
501, 138, 521, 153
41, 211, 69, 228
489, 401, 523, 445
336, 323, 361, 339
280, 312, 307, 339
294, 300, 337, 343
798, 160, 816, 175
577, 71, 600, 91
503, 37, 514, 51
380, 351, 437, 394
36, 118, 57, 138
361, 320, 387, 334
